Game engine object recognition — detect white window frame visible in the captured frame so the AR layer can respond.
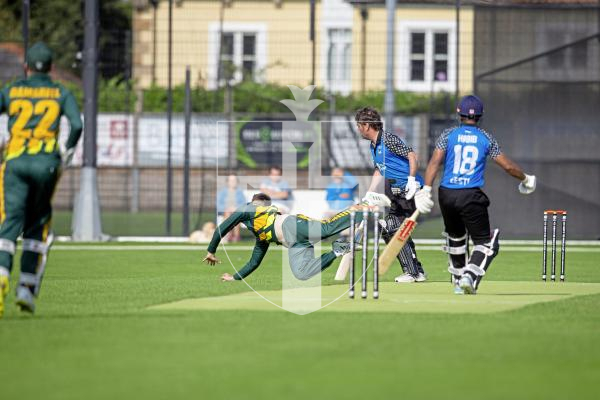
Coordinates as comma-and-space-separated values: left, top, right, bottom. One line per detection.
408, 31, 427, 82
397, 20, 456, 92
207, 23, 267, 90
322, 27, 353, 95
319, 0, 353, 95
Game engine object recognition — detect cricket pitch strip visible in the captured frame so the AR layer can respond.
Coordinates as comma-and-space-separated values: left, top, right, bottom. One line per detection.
147, 281, 600, 314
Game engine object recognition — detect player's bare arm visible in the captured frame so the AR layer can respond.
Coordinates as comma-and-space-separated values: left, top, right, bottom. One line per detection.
404, 151, 420, 199
493, 153, 526, 180
367, 169, 384, 192
493, 153, 536, 194
407, 151, 419, 176
424, 148, 446, 187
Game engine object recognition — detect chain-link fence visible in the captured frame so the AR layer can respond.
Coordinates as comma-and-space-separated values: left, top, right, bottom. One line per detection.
473, 4, 600, 239
2, 1, 597, 238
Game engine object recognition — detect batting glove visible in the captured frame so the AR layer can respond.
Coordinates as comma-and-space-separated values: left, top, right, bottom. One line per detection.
414, 186, 434, 214
404, 176, 420, 200
518, 174, 536, 195
362, 191, 391, 208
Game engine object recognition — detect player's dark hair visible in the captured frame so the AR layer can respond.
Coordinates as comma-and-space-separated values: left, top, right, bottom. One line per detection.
459, 115, 481, 124
252, 193, 272, 205
269, 165, 282, 174
355, 107, 383, 132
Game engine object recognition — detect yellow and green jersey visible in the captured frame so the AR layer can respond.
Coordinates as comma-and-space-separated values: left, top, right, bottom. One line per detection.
0, 73, 82, 161
207, 202, 362, 280
208, 203, 281, 280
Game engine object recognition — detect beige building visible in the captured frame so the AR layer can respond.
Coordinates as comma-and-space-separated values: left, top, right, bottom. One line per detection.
132, 0, 474, 94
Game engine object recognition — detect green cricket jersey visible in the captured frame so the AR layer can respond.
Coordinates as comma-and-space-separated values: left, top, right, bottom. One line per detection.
208, 203, 281, 280
0, 73, 82, 161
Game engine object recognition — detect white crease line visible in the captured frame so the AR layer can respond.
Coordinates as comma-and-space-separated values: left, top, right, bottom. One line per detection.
49, 245, 600, 252
54, 236, 600, 246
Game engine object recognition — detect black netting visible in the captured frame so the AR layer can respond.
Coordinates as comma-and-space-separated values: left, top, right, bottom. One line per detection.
474, 6, 600, 239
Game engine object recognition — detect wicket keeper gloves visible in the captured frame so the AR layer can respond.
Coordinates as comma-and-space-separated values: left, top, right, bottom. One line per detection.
414, 186, 434, 214
404, 176, 420, 200
518, 174, 536, 194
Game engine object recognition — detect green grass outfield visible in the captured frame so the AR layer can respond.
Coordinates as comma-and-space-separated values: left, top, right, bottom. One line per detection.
1, 242, 599, 400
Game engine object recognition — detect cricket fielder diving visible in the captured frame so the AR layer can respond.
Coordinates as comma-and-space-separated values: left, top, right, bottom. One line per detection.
0, 42, 83, 317
203, 192, 390, 281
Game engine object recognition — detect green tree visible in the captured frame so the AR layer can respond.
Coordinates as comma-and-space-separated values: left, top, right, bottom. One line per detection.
0, 0, 131, 79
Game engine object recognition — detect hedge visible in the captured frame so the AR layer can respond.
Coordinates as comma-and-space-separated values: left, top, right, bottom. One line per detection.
64, 79, 456, 115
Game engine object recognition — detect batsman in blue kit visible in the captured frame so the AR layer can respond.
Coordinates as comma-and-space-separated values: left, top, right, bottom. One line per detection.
415, 95, 536, 294
355, 107, 427, 283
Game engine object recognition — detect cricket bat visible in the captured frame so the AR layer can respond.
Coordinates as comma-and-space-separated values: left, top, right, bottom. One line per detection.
378, 210, 420, 275
334, 221, 364, 281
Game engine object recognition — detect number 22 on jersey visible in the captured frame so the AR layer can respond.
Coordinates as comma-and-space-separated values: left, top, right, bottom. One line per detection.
7, 99, 60, 160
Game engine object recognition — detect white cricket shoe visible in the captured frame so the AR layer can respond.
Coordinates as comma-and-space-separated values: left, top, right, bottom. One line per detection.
453, 284, 464, 295
415, 272, 427, 282
16, 285, 35, 314
459, 274, 477, 295
394, 273, 416, 283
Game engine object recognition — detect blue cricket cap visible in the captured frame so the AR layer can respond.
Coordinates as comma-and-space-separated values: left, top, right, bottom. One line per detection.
457, 95, 484, 118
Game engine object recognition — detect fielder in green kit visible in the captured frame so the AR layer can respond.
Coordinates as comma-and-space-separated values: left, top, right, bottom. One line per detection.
0, 42, 82, 317
203, 192, 390, 282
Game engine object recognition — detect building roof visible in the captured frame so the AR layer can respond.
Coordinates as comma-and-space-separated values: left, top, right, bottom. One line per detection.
346, 0, 599, 7
479, 0, 599, 5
